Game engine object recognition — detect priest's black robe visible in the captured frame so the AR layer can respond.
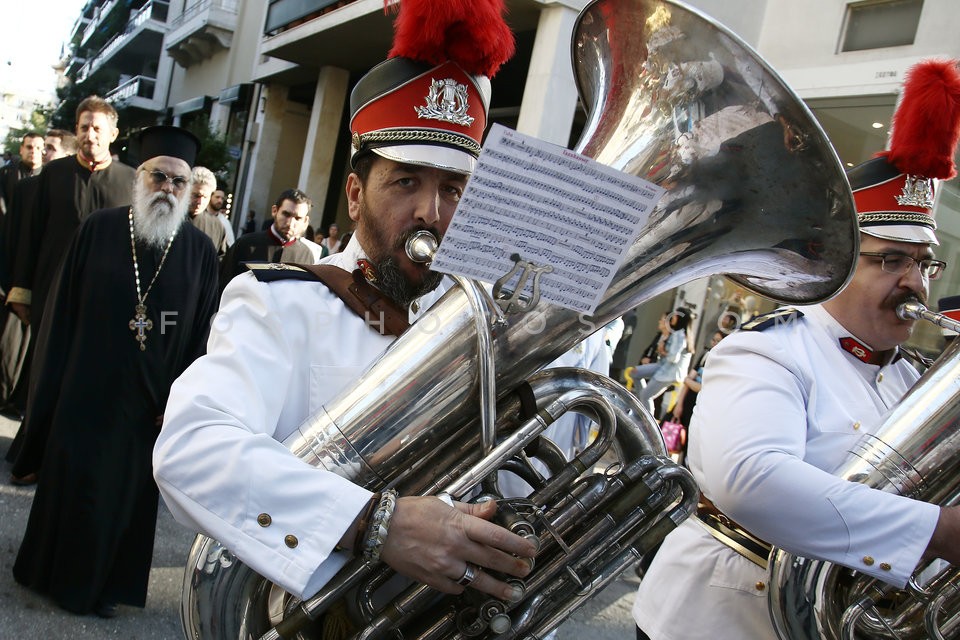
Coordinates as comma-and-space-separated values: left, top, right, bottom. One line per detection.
219, 229, 315, 293
12, 206, 218, 614
5, 157, 134, 462
0, 175, 39, 409
11, 155, 135, 332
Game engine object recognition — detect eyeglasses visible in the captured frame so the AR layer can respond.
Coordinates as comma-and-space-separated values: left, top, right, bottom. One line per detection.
144, 169, 189, 191
859, 252, 946, 280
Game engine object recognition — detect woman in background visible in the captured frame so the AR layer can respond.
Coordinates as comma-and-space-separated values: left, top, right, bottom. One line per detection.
631, 308, 694, 416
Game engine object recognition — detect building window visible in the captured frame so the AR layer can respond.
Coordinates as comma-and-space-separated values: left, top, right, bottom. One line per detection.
841, 0, 923, 52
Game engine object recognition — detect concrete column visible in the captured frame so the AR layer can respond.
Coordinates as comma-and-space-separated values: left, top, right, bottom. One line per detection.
298, 66, 349, 208
516, 4, 581, 146
246, 83, 289, 219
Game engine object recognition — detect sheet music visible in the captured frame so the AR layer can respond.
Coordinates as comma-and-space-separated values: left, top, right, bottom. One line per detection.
431, 124, 665, 314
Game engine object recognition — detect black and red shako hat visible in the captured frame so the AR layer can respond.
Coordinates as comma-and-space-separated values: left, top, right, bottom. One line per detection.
349, 0, 514, 175
848, 59, 960, 245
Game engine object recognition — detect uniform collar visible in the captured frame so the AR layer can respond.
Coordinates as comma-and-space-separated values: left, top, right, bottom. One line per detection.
838, 336, 901, 365
268, 224, 297, 247
803, 304, 901, 366
76, 153, 112, 172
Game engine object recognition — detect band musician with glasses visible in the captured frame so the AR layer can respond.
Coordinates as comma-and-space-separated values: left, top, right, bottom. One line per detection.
633, 58, 960, 640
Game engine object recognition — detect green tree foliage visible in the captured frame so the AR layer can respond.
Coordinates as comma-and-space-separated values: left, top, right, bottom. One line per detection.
186, 116, 233, 185
3, 105, 52, 157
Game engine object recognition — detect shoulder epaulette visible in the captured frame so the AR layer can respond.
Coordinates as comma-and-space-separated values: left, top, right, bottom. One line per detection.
246, 262, 410, 337
246, 262, 321, 283
740, 308, 804, 332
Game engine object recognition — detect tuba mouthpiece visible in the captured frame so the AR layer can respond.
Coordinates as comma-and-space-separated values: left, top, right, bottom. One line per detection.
405, 230, 438, 265
896, 300, 925, 321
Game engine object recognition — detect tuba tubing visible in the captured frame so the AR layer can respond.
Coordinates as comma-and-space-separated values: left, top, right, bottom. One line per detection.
179, 0, 859, 638
768, 321, 960, 640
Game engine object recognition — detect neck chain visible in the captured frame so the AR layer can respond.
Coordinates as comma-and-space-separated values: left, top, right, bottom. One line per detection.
128, 207, 177, 351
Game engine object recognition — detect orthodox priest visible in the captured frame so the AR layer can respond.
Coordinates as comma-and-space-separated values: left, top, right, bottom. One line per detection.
11, 126, 218, 618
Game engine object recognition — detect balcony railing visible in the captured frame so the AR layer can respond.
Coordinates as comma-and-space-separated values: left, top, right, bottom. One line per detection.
170, 0, 238, 29
166, 0, 239, 66
71, 14, 92, 41
77, 0, 169, 84
264, 0, 360, 36
81, 0, 120, 46
105, 75, 157, 104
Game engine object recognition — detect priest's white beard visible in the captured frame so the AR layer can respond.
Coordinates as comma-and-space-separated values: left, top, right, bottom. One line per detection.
132, 179, 188, 249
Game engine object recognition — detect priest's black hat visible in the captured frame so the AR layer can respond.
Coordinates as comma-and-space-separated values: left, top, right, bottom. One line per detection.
137, 125, 200, 167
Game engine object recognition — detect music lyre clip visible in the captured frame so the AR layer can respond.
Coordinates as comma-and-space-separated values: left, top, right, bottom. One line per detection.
492, 253, 553, 314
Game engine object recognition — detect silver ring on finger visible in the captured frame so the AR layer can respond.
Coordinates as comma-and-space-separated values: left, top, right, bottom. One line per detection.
456, 562, 480, 586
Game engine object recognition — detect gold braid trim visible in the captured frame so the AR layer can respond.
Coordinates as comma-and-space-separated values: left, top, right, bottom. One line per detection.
353, 129, 481, 156
858, 212, 937, 229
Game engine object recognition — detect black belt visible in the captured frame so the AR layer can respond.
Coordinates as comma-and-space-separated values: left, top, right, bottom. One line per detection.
695, 495, 772, 569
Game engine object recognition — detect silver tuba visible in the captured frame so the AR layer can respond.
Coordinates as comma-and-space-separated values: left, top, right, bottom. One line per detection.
179, 1, 857, 638
769, 304, 960, 640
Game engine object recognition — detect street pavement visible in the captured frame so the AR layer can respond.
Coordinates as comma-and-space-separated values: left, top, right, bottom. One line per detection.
0, 413, 639, 639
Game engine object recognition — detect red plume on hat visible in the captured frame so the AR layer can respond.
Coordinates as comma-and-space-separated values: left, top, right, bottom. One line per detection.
387, 0, 515, 78
881, 59, 960, 180
848, 58, 960, 245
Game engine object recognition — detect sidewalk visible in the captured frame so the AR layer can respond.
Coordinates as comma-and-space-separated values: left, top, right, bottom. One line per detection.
0, 414, 638, 638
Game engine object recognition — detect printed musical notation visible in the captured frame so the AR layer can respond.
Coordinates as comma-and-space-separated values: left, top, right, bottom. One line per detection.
431, 124, 665, 314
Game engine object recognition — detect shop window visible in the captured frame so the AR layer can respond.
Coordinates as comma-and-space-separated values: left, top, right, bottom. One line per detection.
840, 0, 923, 52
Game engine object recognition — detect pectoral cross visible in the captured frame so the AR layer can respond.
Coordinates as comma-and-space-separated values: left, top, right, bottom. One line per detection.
129, 303, 153, 351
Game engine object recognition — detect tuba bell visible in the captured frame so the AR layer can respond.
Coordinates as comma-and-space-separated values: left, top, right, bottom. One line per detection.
768, 303, 960, 640
178, 1, 857, 638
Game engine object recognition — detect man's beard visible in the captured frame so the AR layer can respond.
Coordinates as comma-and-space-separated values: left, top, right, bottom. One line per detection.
358, 200, 442, 308
377, 246, 443, 308
132, 179, 187, 249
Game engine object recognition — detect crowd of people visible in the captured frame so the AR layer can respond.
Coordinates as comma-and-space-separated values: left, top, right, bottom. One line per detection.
0, 0, 958, 637
0, 95, 360, 617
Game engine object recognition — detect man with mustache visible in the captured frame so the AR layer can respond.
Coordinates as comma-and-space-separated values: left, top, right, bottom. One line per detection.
154, 0, 537, 612
11, 126, 218, 618
633, 59, 960, 640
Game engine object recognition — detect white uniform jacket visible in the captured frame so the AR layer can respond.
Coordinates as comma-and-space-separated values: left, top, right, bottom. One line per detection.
633, 304, 940, 640
153, 236, 444, 600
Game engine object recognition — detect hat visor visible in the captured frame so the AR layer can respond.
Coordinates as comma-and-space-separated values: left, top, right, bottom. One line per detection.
371, 145, 476, 175
861, 224, 938, 245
